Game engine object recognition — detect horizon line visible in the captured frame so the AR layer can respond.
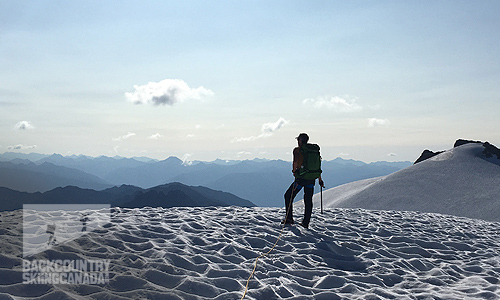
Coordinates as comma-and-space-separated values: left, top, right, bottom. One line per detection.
0, 151, 414, 164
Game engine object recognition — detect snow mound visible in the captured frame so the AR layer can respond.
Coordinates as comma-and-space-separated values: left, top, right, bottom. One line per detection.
306, 143, 500, 222
1, 207, 500, 299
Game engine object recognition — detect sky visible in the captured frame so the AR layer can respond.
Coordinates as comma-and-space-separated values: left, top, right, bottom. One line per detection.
1, 1, 499, 163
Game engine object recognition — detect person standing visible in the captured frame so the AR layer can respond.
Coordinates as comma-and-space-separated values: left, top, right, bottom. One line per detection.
282, 133, 325, 228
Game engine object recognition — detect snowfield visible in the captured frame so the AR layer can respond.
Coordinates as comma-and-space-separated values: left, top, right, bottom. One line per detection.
304, 142, 500, 222
2, 206, 500, 299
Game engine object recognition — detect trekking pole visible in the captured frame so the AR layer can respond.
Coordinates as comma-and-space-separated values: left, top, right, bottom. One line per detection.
320, 185, 323, 214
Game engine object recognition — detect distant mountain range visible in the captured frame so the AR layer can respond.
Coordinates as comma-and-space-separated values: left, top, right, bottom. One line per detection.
301, 139, 500, 222
0, 152, 412, 207
0, 161, 112, 192
0, 182, 255, 212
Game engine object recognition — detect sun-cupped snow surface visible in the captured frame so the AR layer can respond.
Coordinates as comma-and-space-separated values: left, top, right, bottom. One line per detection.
2, 206, 500, 299
305, 143, 500, 222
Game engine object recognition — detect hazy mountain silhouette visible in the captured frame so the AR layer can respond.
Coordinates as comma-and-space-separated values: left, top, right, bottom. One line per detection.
101, 158, 411, 206
0, 161, 112, 192
0, 182, 254, 211
36, 153, 154, 178
0, 152, 411, 207
121, 182, 255, 208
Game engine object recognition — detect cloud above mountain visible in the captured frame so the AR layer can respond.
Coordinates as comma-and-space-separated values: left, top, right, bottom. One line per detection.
14, 121, 34, 130
368, 118, 390, 127
8, 144, 36, 150
261, 117, 288, 135
112, 132, 136, 141
125, 79, 214, 106
232, 117, 289, 143
148, 133, 163, 140
303, 96, 362, 112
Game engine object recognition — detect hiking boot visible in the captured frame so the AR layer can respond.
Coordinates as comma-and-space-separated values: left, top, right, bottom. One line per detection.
281, 219, 294, 225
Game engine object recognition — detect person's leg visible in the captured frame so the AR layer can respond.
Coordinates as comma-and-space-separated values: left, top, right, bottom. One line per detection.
301, 185, 314, 227
284, 181, 302, 223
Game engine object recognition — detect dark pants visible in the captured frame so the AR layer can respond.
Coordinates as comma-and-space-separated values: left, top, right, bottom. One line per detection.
284, 178, 315, 226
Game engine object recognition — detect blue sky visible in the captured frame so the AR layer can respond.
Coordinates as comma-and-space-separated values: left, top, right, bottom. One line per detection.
1, 1, 499, 162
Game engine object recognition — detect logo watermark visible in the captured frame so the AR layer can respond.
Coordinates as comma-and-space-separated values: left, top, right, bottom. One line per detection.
23, 204, 111, 284
23, 259, 110, 284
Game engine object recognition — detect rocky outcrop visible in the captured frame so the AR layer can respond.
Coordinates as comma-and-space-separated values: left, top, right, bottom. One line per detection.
414, 149, 444, 164
454, 139, 500, 160
453, 139, 483, 148
415, 139, 500, 164
483, 142, 500, 159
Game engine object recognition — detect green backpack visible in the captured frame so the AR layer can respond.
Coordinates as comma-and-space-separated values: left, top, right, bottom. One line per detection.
297, 143, 322, 180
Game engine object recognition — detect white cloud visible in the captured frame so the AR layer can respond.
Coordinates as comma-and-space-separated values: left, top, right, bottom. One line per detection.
368, 118, 391, 127
261, 117, 289, 135
8, 144, 37, 150
232, 117, 289, 143
237, 151, 252, 156
14, 121, 34, 130
231, 136, 257, 143
125, 79, 214, 106
148, 133, 163, 140
181, 153, 193, 166
303, 96, 362, 112
112, 132, 136, 141
186, 134, 195, 138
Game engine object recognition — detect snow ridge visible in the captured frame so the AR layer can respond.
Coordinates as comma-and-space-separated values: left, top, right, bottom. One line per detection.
308, 143, 500, 222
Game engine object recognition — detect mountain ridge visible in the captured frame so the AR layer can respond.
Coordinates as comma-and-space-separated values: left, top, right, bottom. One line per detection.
0, 152, 411, 206
0, 182, 255, 212
0, 161, 113, 192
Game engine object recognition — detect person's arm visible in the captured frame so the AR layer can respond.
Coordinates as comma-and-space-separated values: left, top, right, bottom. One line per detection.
292, 147, 301, 174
